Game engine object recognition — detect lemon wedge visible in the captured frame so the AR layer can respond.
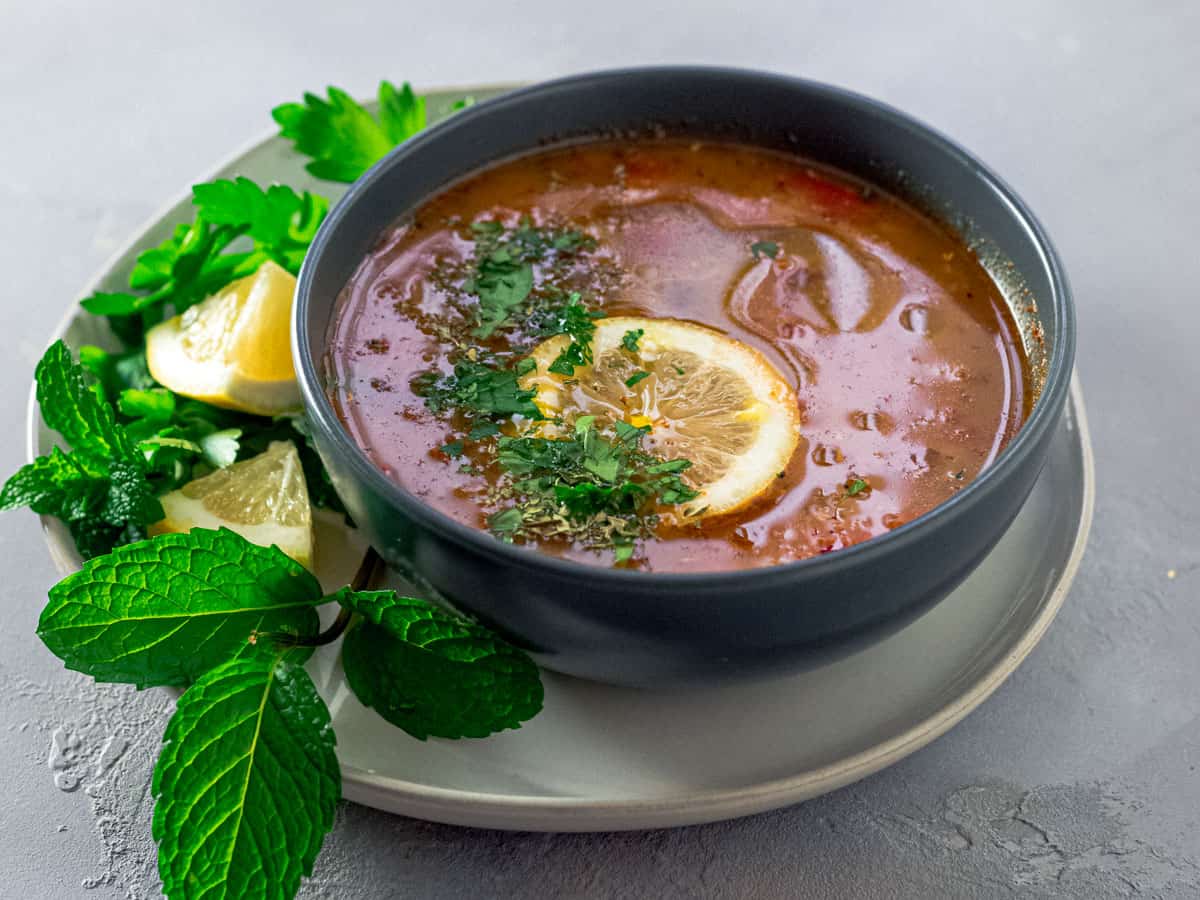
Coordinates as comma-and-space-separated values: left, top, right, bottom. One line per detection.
523, 316, 800, 518
149, 440, 314, 569
145, 260, 301, 416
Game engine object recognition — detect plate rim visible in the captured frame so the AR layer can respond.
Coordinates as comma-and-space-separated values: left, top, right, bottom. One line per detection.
24, 89, 1096, 831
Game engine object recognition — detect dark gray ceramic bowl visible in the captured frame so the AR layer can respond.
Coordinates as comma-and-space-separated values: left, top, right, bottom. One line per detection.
294, 67, 1075, 687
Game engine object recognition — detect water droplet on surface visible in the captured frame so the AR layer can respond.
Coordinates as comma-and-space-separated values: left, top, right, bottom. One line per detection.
811, 444, 844, 466
899, 303, 931, 334
851, 410, 893, 433
777, 322, 807, 340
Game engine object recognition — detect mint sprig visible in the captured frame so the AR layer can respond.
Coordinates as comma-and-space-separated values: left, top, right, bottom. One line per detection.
153, 649, 339, 899
32, 528, 544, 898
1, 341, 162, 558
336, 588, 543, 740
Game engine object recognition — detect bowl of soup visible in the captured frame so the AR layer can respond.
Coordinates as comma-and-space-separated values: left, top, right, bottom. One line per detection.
294, 67, 1074, 685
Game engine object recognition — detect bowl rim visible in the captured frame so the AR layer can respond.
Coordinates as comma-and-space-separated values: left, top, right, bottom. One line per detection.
293, 64, 1076, 588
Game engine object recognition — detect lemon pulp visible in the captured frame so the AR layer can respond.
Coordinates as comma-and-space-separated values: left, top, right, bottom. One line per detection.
149, 440, 314, 568
522, 316, 800, 518
145, 260, 301, 416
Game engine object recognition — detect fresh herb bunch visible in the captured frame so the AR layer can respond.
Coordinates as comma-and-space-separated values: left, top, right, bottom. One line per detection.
37, 527, 542, 897
9, 77, 531, 900
490, 416, 698, 562
6, 78, 459, 556
4, 341, 345, 558
83, 178, 328, 345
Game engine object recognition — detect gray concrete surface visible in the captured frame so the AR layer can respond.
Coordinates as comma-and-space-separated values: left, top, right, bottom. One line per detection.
2, 1, 1197, 897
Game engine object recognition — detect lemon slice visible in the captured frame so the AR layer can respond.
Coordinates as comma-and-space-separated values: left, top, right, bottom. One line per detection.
145, 260, 301, 416
149, 441, 314, 568
523, 316, 800, 518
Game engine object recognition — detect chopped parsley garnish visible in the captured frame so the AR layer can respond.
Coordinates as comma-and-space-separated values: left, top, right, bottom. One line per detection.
489, 417, 698, 558
750, 240, 780, 260
414, 358, 541, 421
467, 421, 501, 440
462, 218, 594, 338
625, 371, 650, 388
845, 477, 869, 496
439, 441, 465, 458
545, 293, 602, 375
621, 328, 644, 352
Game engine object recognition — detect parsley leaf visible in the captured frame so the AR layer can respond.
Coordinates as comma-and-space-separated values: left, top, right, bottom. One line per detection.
473, 260, 534, 338
38, 528, 323, 687
621, 328, 644, 352
153, 648, 339, 899
273, 81, 431, 182
845, 477, 869, 497
336, 588, 543, 740
461, 218, 594, 338
751, 240, 780, 260
546, 294, 602, 376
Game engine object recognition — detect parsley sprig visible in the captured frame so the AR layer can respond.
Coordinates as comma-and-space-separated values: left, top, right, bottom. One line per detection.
272, 81, 470, 182
82, 178, 327, 344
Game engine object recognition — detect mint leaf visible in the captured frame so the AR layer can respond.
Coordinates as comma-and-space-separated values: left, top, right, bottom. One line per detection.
153, 649, 339, 899
0, 447, 98, 516
5, 342, 163, 557
337, 589, 543, 740
37, 340, 135, 461
273, 80, 431, 183
38, 528, 323, 687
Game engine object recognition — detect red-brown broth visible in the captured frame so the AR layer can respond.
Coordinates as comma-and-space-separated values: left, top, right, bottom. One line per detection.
328, 139, 1030, 571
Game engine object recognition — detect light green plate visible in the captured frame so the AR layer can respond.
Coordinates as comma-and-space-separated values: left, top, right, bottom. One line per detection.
26, 87, 1095, 831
